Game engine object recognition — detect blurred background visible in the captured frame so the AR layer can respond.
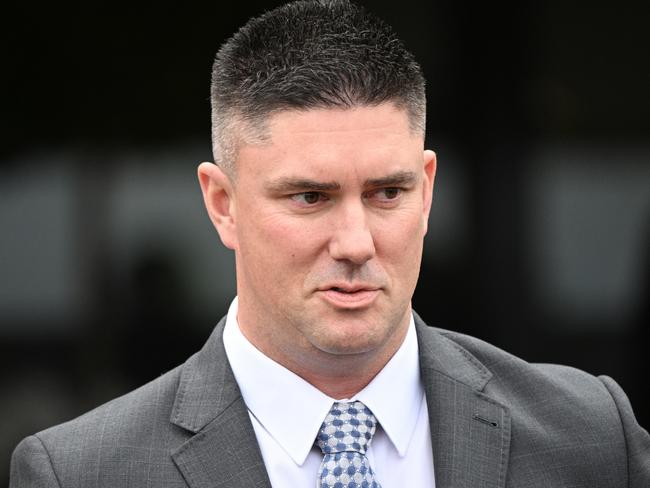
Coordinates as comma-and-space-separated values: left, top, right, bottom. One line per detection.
2, 0, 649, 481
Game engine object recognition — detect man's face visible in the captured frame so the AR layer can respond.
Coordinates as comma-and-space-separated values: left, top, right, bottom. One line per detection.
202, 103, 436, 373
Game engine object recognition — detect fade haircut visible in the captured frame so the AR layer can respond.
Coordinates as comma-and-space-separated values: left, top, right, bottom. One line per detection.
210, 0, 426, 177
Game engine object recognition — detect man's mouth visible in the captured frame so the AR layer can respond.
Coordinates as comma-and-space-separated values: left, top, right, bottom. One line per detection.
318, 285, 380, 308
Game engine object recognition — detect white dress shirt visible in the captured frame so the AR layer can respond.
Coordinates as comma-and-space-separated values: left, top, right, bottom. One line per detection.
223, 297, 436, 488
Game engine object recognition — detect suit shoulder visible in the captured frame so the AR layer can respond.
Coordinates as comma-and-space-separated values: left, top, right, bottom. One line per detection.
430, 326, 629, 435
34, 361, 188, 450
433, 327, 609, 395
12, 363, 195, 488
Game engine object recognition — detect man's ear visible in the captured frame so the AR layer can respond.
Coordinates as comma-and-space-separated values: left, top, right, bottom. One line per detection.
421, 149, 437, 235
197, 162, 237, 250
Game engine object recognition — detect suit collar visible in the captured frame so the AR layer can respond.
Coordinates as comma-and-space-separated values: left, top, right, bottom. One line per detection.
170, 317, 272, 488
414, 311, 493, 391
415, 313, 511, 488
170, 317, 239, 433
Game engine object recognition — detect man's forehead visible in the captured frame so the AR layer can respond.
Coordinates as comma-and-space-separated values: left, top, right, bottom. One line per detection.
232, 103, 424, 185
235, 106, 421, 160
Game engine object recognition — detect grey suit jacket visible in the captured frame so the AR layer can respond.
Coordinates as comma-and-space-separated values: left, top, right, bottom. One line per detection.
10, 314, 650, 487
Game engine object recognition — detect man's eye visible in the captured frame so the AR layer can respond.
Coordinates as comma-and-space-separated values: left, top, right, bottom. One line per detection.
290, 192, 326, 205
374, 188, 402, 200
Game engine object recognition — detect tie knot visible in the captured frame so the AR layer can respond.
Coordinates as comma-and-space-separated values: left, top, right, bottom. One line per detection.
316, 401, 378, 455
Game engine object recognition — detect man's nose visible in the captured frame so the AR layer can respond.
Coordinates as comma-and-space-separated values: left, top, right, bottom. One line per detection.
328, 200, 376, 265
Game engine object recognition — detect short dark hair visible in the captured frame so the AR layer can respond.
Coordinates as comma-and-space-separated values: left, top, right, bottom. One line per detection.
210, 0, 426, 175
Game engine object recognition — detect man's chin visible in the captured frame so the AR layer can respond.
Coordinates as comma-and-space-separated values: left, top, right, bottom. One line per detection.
307, 323, 391, 357
296, 300, 410, 357
316, 340, 377, 356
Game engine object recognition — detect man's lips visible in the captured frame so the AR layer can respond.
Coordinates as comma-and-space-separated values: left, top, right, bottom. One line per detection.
316, 284, 381, 308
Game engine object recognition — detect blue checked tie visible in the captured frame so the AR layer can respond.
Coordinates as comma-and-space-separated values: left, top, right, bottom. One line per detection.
315, 401, 382, 488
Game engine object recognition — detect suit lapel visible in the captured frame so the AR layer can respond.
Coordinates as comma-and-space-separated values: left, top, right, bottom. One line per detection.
170, 318, 272, 488
416, 316, 511, 488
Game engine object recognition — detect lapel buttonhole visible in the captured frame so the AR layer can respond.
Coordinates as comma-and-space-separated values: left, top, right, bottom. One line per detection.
473, 414, 499, 428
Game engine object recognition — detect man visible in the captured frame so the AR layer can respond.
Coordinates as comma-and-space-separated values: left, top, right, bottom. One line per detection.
10, 1, 650, 487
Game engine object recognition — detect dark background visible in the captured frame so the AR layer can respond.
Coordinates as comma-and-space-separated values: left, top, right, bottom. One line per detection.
2, 1, 649, 482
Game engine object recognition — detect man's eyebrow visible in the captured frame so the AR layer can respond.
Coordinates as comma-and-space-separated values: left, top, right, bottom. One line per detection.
364, 170, 418, 188
265, 171, 419, 193
265, 178, 342, 193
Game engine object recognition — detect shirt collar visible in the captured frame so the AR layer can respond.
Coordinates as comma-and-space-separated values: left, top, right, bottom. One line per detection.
353, 313, 424, 457
222, 297, 424, 465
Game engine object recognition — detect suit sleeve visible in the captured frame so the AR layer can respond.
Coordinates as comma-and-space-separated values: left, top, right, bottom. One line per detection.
599, 375, 650, 488
10, 435, 62, 488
